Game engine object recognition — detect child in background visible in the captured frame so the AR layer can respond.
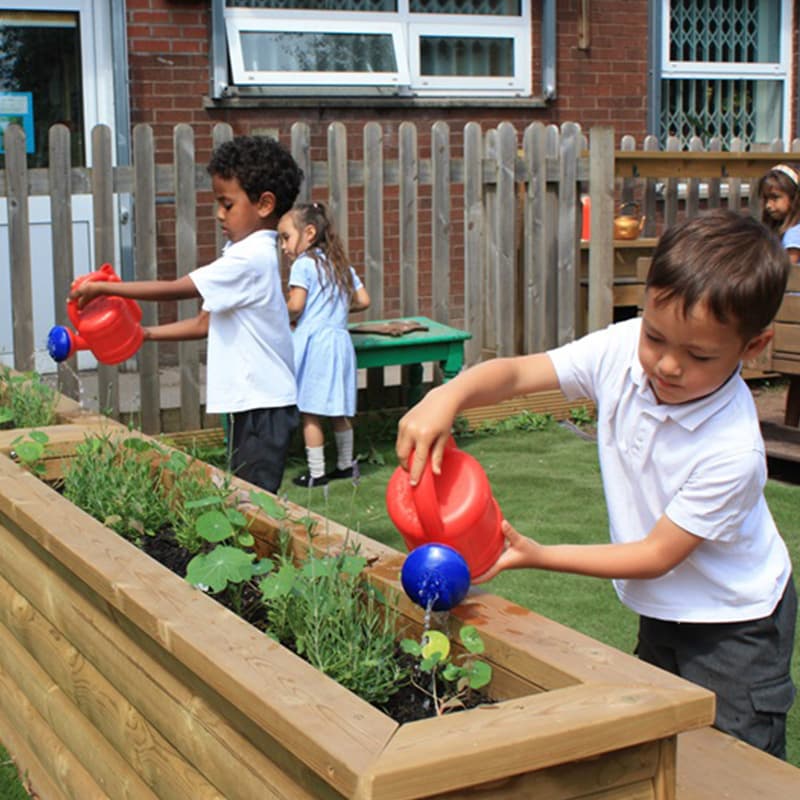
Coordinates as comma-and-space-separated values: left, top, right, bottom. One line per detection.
278, 202, 370, 487
396, 210, 796, 759
758, 162, 800, 264
71, 135, 303, 494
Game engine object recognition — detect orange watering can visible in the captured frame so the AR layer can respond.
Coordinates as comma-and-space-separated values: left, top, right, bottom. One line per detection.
386, 437, 504, 578
47, 264, 144, 366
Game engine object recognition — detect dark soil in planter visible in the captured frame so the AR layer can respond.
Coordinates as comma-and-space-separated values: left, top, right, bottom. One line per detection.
141, 527, 493, 724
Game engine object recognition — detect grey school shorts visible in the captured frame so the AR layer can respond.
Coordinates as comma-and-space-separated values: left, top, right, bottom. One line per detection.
635, 577, 797, 760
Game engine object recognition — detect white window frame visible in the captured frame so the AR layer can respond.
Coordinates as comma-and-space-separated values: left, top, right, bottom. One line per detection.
223, 4, 531, 97
226, 12, 410, 88
660, 0, 792, 143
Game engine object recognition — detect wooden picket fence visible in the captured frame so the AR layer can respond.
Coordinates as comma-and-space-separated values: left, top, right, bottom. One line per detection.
2, 120, 799, 433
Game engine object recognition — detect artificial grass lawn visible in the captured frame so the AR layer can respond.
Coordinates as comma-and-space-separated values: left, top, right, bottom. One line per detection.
282, 419, 800, 769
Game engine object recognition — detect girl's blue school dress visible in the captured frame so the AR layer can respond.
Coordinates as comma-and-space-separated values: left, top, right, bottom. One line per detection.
290, 251, 364, 417
782, 222, 800, 252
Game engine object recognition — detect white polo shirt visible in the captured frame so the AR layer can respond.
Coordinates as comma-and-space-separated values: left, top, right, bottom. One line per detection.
548, 317, 791, 623
190, 229, 296, 414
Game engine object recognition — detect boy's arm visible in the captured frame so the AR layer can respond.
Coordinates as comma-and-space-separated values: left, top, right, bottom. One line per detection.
396, 352, 560, 485
474, 515, 702, 584
143, 310, 209, 342
70, 275, 200, 308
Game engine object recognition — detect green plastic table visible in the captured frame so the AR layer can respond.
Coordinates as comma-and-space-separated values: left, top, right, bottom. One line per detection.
349, 316, 472, 405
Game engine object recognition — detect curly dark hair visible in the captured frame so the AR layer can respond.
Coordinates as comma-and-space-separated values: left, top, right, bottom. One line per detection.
207, 136, 304, 217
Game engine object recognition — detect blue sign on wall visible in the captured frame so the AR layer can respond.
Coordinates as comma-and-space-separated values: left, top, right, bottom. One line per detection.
0, 92, 35, 154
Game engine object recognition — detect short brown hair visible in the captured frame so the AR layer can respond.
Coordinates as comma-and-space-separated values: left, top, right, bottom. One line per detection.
646, 210, 790, 342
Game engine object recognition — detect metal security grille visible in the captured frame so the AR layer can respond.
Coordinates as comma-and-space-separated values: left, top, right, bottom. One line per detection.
669, 0, 761, 63
661, 77, 760, 145
660, 0, 784, 147
226, 1, 520, 9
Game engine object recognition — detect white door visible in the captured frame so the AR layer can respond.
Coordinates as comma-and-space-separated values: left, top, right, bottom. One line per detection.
0, 0, 116, 372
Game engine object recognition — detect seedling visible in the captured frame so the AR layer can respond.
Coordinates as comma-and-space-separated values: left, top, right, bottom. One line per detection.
400, 624, 492, 715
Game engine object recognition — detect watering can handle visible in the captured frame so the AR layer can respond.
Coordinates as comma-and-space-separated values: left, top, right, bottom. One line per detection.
409, 438, 457, 539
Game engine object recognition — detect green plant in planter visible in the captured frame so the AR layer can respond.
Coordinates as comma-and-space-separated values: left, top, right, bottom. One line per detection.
8, 429, 50, 477
0, 367, 58, 429
400, 625, 493, 715
259, 535, 409, 706
61, 434, 172, 543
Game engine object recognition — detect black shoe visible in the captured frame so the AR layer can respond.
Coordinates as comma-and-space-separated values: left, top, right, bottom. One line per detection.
292, 472, 328, 488
325, 466, 354, 481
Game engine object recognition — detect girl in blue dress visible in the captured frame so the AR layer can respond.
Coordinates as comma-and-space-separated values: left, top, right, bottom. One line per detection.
758, 163, 800, 264
278, 202, 370, 487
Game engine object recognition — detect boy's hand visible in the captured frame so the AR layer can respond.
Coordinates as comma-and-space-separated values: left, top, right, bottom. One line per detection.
69, 280, 105, 309
472, 520, 539, 584
395, 386, 459, 485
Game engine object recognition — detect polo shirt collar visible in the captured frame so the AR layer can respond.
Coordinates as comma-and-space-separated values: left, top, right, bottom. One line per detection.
629, 349, 740, 431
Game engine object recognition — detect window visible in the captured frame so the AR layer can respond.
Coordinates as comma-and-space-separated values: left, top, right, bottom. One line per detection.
0, 9, 85, 167
221, 0, 531, 97
660, 0, 790, 147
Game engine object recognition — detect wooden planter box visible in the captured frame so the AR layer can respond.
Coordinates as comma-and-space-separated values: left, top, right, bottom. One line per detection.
0, 423, 714, 800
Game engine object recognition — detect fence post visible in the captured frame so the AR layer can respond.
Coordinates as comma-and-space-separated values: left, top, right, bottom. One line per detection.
494, 122, 517, 356
463, 122, 483, 366
133, 123, 161, 434
557, 122, 581, 345
431, 121, 450, 327
642, 134, 659, 238
91, 124, 119, 417
5, 125, 34, 372
587, 125, 615, 333
291, 121, 312, 205
363, 122, 384, 320
49, 124, 79, 400
399, 122, 419, 316
175, 123, 201, 432
327, 122, 348, 255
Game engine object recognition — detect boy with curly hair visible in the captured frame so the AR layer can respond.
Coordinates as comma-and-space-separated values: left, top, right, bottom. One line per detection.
72, 136, 303, 493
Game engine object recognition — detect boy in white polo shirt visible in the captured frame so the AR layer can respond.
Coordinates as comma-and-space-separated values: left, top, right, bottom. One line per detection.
395, 209, 796, 759
71, 136, 303, 493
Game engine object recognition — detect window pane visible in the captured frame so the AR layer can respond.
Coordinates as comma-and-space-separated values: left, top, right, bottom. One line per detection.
669, 0, 780, 63
411, 0, 520, 13
0, 11, 84, 168
241, 31, 398, 72
228, 1, 396, 9
660, 77, 782, 146
420, 36, 513, 77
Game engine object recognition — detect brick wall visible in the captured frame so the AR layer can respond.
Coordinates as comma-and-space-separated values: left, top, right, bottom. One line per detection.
126, 0, 650, 324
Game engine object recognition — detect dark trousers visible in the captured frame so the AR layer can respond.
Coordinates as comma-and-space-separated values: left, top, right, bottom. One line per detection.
228, 405, 299, 494
636, 577, 797, 759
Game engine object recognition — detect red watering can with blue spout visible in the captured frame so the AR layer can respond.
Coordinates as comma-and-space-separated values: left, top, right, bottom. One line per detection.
47, 263, 144, 366
386, 437, 504, 580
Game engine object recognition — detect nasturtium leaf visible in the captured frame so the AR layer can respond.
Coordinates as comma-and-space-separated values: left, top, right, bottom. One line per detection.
13, 440, 44, 463
251, 558, 274, 576
29, 430, 49, 444
195, 509, 233, 542
340, 554, 367, 577
185, 546, 255, 593
235, 531, 255, 548
260, 563, 298, 599
421, 630, 451, 661
459, 625, 485, 654
248, 490, 286, 519
467, 661, 492, 690
224, 507, 248, 527
400, 638, 422, 656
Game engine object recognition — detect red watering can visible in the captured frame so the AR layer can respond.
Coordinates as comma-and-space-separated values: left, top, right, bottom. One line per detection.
386, 437, 504, 578
47, 263, 144, 366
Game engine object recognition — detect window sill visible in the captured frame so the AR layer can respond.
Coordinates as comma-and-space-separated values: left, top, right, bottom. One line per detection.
203, 93, 549, 111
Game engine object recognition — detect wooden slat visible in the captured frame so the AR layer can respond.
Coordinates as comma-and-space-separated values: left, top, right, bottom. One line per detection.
677, 727, 800, 800
773, 322, 800, 354
494, 121, 517, 356
786, 265, 800, 293
588, 126, 615, 333
431, 120, 451, 326
6, 124, 34, 371
457, 389, 594, 430
557, 121, 580, 345
399, 121, 419, 316
49, 123, 80, 400
363, 121, 384, 319
463, 122, 483, 365
175, 123, 201, 432
91, 124, 119, 418
776, 292, 800, 322
133, 123, 162, 434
